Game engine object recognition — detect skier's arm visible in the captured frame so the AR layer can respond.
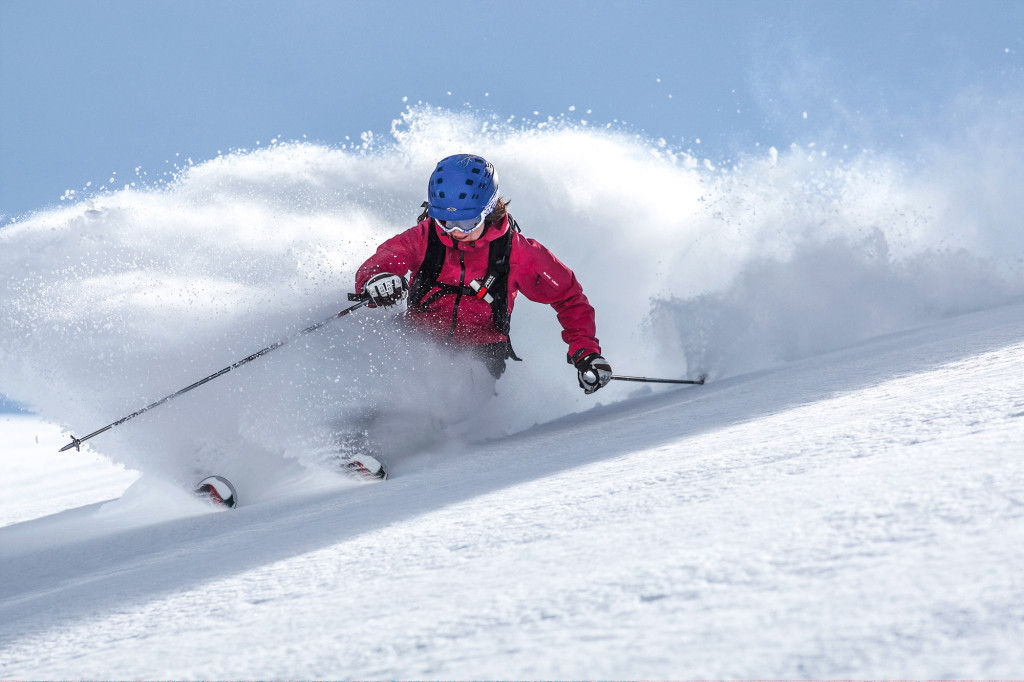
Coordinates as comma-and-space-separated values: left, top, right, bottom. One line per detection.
514, 236, 602, 360
355, 222, 429, 295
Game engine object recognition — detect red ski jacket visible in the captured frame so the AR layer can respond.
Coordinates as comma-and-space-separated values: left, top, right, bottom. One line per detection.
355, 215, 601, 360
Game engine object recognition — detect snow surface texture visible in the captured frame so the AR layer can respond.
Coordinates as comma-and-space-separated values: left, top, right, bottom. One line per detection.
2, 108, 1024, 677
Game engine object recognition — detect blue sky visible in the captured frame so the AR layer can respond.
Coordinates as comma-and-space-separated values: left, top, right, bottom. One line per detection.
2, 0, 1021, 221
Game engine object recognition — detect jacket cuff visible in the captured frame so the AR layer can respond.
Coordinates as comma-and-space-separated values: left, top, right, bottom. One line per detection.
567, 347, 600, 366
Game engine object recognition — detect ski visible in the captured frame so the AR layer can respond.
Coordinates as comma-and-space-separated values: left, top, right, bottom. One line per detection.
339, 454, 389, 482
194, 475, 238, 509
192, 456, 387, 511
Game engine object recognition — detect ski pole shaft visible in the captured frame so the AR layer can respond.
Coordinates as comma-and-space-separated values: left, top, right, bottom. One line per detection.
611, 374, 705, 385
59, 297, 370, 452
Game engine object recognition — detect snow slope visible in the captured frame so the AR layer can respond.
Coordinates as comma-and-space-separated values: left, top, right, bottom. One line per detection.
3, 303, 1024, 678
2, 109, 1023, 677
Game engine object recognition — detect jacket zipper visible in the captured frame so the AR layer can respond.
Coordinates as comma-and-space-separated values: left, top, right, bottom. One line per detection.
448, 248, 466, 339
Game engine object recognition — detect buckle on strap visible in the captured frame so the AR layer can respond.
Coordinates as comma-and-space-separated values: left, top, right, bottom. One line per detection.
469, 274, 497, 303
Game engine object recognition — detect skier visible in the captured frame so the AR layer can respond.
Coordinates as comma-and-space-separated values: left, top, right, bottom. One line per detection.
355, 153, 612, 394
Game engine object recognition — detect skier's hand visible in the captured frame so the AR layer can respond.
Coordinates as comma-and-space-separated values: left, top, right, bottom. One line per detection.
363, 273, 408, 308
574, 352, 612, 394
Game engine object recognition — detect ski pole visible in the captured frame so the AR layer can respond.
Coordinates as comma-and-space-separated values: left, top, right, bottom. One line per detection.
611, 373, 706, 385
59, 297, 370, 453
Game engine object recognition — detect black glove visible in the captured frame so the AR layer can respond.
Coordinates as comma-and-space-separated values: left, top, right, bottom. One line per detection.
363, 273, 408, 308
573, 352, 612, 394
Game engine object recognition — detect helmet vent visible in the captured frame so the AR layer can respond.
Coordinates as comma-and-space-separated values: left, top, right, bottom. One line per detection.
459, 193, 467, 199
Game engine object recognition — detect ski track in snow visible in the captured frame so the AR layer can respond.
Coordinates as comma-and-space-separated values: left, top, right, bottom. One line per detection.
2, 303, 1024, 678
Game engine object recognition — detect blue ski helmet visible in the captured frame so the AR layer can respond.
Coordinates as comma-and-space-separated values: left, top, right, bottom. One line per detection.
426, 154, 500, 221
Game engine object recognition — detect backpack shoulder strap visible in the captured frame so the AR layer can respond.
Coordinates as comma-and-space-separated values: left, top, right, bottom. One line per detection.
484, 216, 522, 362
408, 220, 446, 308
485, 222, 514, 334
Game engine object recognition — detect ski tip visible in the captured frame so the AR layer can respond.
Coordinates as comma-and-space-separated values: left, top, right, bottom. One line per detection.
343, 457, 389, 482
194, 475, 238, 509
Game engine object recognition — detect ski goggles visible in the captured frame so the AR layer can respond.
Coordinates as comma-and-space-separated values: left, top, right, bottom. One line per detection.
439, 214, 486, 233
437, 192, 500, 233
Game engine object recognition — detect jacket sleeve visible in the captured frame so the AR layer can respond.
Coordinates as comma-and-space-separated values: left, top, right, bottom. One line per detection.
355, 221, 429, 294
513, 235, 602, 359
